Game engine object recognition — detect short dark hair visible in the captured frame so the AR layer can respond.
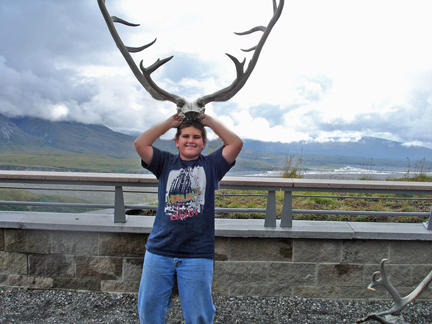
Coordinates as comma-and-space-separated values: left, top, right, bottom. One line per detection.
175, 120, 207, 142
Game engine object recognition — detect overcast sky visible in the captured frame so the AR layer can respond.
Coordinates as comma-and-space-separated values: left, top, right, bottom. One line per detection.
1, 0, 432, 148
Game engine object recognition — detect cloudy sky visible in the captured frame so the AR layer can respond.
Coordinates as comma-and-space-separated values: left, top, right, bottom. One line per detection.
1, 0, 432, 148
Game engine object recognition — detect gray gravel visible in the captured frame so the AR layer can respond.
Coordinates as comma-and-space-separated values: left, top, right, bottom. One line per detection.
1, 288, 432, 323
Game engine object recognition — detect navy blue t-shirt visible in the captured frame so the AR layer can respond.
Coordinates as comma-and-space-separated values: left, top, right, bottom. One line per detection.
142, 146, 233, 259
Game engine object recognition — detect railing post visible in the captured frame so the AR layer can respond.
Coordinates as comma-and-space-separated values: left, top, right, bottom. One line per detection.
264, 190, 277, 227
426, 205, 432, 230
114, 186, 128, 223
280, 191, 293, 227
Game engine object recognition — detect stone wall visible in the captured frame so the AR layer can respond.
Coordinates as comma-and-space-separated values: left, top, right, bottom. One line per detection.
2, 228, 432, 300
0, 229, 146, 292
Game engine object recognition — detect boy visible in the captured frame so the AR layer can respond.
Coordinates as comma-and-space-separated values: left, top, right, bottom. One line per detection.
134, 113, 243, 324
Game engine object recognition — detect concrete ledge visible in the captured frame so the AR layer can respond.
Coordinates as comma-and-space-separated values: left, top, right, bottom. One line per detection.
349, 222, 432, 240
1, 211, 431, 241
0, 212, 154, 233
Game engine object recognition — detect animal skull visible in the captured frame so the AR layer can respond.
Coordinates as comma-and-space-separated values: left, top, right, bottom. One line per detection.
176, 98, 205, 121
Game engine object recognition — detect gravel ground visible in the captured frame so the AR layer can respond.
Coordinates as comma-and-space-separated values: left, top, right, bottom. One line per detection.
1, 288, 432, 324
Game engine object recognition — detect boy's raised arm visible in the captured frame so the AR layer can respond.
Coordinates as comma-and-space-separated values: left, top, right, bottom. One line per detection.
134, 114, 182, 165
201, 114, 243, 165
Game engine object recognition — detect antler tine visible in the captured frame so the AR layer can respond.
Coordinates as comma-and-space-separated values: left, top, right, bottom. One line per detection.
368, 260, 403, 308
97, 0, 181, 104
200, 0, 284, 105
111, 16, 139, 27
367, 271, 381, 291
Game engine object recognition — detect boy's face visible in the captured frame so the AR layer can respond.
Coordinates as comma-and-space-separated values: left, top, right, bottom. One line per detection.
175, 126, 206, 161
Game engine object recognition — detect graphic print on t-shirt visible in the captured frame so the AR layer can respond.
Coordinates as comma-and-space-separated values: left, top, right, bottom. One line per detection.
165, 165, 206, 221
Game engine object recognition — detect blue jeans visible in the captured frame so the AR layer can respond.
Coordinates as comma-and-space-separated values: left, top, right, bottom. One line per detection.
138, 251, 216, 324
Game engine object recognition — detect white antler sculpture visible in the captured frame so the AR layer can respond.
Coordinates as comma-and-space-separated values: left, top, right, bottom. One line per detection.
357, 259, 432, 323
97, 0, 284, 120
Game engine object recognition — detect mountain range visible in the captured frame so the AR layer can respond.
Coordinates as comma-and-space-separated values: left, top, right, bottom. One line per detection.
1, 114, 431, 172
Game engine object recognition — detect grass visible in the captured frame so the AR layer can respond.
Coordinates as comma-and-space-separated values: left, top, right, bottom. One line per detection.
358, 159, 380, 180
281, 153, 311, 179
215, 189, 430, 223
401, 158, 432, 182
356, 158, 432, 182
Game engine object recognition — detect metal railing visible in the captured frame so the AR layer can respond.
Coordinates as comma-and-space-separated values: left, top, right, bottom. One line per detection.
0, 171, 431, 228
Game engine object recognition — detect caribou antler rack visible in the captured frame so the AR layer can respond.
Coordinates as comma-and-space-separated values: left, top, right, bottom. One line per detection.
97, 0, 284, 120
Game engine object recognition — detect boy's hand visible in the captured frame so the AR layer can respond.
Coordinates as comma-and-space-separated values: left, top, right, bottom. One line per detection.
135, 113, 183, 165
170, 113, 183, 128
200, 114, 213, 127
